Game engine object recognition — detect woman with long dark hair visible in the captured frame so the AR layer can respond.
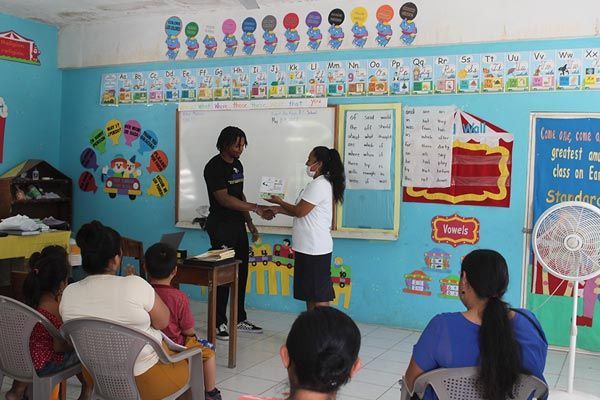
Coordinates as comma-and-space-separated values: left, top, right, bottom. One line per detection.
404, 249, 548, 400
266, 146, 345, 310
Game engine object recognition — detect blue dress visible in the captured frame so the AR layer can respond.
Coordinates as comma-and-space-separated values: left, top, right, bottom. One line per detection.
413, 310, 548, 400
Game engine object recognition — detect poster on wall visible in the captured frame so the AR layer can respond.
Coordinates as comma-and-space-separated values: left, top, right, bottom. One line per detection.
530, 116, 600, 341
402, 106, 455, 188
100, 45, 595, 106
0, 30, 41, 65
404, 110, 514, 207
530, 50, 555, 91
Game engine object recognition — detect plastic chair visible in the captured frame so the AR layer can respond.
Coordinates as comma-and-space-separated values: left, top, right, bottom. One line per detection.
61, 317, 205, 400
0, 295, 81, 400
400, 367, 548, 400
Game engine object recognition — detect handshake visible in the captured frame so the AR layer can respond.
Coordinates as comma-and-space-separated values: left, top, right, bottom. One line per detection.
254, 204, 278, 220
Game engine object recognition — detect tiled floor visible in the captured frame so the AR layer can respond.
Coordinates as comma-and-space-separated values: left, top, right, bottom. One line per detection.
2, 300, 600, 399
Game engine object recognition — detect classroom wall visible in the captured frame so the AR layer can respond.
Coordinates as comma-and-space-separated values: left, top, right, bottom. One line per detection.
57, 0, 600, 68
59, 36, 600, 332
0, 13, 61, 175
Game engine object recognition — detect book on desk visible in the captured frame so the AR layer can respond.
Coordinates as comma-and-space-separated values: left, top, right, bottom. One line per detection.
189, 248, 235, 263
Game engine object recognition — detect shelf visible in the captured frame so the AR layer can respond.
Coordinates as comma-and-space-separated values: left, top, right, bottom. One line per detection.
12, 178, 71, 184
12, 198, 70, 204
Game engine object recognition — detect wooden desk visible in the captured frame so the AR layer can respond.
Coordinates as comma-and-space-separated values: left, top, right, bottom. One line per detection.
173, 259, 239, 368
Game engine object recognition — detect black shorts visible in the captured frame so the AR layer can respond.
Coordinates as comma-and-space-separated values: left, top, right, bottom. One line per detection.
293, 251, 335, 302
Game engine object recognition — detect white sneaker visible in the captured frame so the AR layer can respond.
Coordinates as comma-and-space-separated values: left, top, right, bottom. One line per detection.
216, 323, 229, 341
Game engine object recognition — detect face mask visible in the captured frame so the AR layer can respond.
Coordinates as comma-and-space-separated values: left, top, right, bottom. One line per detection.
306, 163, 317, 178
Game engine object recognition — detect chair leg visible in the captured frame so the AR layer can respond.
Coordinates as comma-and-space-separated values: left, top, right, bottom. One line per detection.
59, 380, 67, 400
0, 371, 3, 390
189, 354, 205, 400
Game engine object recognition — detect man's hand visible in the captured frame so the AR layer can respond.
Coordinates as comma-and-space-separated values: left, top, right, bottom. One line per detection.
247, 221, 260, 242
265, 195, 284, 205
254, 205, 275, 220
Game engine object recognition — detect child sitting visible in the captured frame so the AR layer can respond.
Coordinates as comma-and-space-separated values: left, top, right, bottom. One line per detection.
144, 243, 221, 400
6, 246, 91, 400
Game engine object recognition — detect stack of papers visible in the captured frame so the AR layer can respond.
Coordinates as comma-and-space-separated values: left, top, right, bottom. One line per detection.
192, 248, 235, 262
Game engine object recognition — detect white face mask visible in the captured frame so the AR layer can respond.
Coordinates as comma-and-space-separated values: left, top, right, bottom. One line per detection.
306, 163, 317, 178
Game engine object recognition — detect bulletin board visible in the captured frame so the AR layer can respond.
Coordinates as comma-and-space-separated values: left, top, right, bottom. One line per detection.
524, 112, 600, 352
335, 103, 402, 240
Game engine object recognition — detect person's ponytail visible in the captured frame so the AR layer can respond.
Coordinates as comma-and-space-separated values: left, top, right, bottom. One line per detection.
479, 296, 521, 400
312, 146, 346, 204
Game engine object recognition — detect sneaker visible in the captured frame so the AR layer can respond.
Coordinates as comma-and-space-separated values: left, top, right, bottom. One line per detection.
216, 323, 229, 341
205, 388, 222, 400
237, 320, 263, 333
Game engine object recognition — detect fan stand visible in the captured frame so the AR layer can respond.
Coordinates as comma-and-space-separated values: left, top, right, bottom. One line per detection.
549, 281, 600, 400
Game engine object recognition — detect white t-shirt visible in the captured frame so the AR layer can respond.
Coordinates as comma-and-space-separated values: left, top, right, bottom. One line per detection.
59, 274, 162, 376
292, 175, 333, 255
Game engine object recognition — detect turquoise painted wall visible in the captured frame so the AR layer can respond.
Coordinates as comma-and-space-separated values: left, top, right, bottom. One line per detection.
0, 13, 61, 174
59, 37, 600, 333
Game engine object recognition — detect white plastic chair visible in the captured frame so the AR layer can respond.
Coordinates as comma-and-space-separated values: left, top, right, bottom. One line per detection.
400, 367, 548, 400
61, 317, 205, 400
0, 295, 81, 400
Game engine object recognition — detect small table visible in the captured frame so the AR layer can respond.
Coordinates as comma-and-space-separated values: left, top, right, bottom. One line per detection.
0, 230, 70, 260
172, 258, 239, 368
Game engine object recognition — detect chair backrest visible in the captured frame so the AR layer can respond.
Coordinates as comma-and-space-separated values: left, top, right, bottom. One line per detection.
61, 318, 159, 400
0, 295, 64, 381
412, 367, 549, 400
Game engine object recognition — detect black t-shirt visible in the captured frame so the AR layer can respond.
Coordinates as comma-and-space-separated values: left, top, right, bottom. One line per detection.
203, 154, 245, 223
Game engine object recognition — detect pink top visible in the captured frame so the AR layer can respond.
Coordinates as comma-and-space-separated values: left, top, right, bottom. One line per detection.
151, 284, 195, 345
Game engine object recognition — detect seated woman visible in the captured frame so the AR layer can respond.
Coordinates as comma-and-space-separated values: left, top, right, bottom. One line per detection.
59, 220, 188, 399
241, 306, 362, 400
403, 249, 548, 400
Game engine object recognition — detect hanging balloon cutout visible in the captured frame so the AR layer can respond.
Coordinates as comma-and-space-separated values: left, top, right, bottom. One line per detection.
262, 15, 278, 54
89, 128, 107, 154
306, 11, 323, 51
124, 119, 142, 146
78, 171, 98, 193
328, 8, 345, 50
241, 17, 257, 55
400, 2, 418, 45
147, 150, 169, 173
283, 13, 300, 53
80, 148, 99, 171
105, 119, 122, 145
138, 130, 158, 155
222, 19, 238, 56
375, 5, 394, 47
147, 175, 169, 197
185, 22, 200, 59
351, 7, 369, 48
165, 16, 182, 59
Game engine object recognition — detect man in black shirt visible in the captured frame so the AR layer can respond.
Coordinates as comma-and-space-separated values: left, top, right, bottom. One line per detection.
204, 126, 272, 340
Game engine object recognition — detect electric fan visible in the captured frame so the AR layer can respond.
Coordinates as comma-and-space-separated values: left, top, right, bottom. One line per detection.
532, 201, 600, 400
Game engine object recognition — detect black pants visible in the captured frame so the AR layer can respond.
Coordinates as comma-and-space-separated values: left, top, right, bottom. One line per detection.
206, 218, 249, 327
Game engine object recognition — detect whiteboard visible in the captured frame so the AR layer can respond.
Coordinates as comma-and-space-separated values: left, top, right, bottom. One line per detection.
177, 107, 335, 228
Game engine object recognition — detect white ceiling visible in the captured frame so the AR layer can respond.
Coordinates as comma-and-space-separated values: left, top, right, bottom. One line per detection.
0, 0, 319, 27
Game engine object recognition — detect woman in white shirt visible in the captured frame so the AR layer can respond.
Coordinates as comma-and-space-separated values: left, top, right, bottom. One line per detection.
60, 221, 189, 399
267, 147, 345, 310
